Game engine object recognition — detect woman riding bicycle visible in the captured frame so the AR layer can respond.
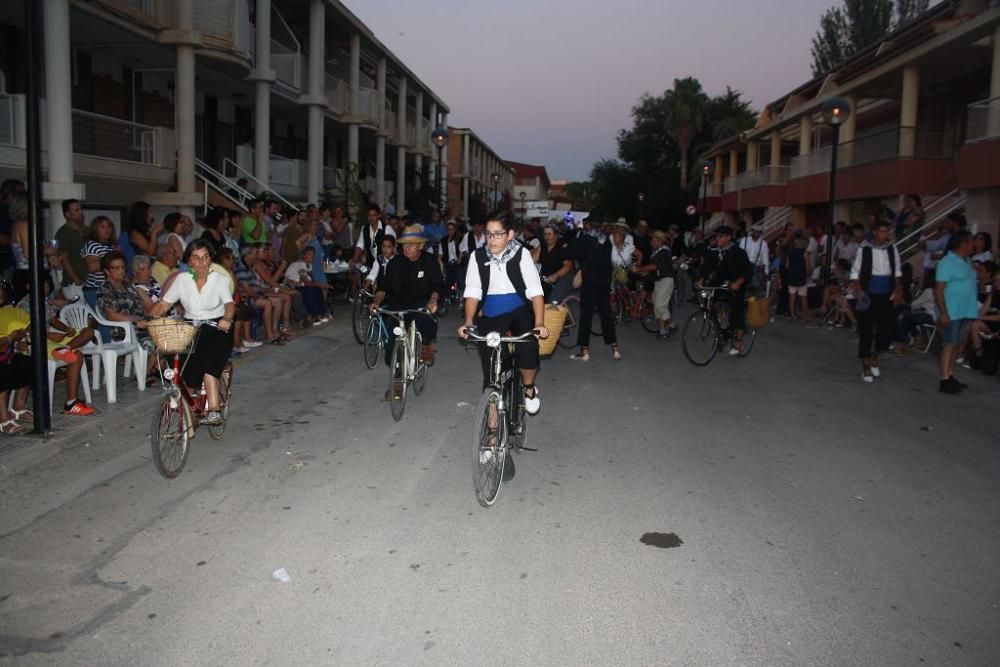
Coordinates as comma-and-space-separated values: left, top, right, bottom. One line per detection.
457, 218, 548, 415
149, 239, 235, 425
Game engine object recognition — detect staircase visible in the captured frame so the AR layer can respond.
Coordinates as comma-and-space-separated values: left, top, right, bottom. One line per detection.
760, 206, 792, 241
896, 189, 967, 261
194, 158, 253, 215
702, 212, 725, 235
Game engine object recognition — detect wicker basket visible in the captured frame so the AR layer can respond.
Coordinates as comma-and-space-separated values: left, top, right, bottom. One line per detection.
539, 304, 568, 357
147, 318, 197, 354
746, 297, 769, 329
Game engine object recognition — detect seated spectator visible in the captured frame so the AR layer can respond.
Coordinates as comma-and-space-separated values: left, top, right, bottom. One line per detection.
241, 245, 284, 344
895, 285, 937, 348
151, 243, 180, 286
200, 208, 228, 256
218, 247, 261, 352
969, 268, 1000, 363
974, 260, 996, 302
0, 312, 33, 434
0, 303, 95, 418
285, 246, 329, 325
971, 232, 993, 263
97, 250, 158, 382
158, 212, 191, 260
820, 259, 857, 329
254, 244, 307, 332
81, 215, 117, 310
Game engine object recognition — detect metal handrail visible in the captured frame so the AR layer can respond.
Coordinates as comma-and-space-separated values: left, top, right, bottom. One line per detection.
222, 157, 300, 212
194, 156, 254, 211
895, 190, 968, 258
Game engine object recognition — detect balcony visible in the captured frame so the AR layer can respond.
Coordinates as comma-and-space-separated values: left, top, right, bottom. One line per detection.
271, 39, 303, 92
0, 93, 24, 148
357, 87, 377, 123
194, 0, 253, 56
786, 125, 954, 204
71, 110, 162, 166
324, 74, 348, 114
959, 97, 1000, 189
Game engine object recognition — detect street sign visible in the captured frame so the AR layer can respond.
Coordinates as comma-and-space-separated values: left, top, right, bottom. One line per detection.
525, 201, 549, 219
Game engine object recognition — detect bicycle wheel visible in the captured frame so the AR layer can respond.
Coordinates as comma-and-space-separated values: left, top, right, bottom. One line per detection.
472, 387, 507, 507
150, 394, 190, 478
363, 318, 382, 369
610, 292, 624, 326
738, 328, 757, 357
388, 340, 407, 421
506, 374, 528, 449
639, 300, 659, 333
412, 333, 427, 395
351, 297, 369, 344
682, 310, 720, 366
558, 296, 580, 349
208, 364, 232, 441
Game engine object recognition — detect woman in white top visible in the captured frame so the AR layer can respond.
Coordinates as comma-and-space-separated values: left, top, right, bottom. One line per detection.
158, 212, 191, 263
150, 239, 234, 425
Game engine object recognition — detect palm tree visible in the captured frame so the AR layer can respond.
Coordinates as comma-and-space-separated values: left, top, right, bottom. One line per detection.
664, 77, 708, 189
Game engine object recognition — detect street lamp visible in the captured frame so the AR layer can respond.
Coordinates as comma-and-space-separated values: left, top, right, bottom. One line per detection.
519, 191, 527, 226
637, 192, 645, 223
700, 160, 713, 237
491, 171, 500, 214
431, 126, 449, 219
821, 96, 851, 284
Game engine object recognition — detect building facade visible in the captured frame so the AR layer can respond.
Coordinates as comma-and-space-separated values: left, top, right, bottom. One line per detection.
0, 0, 451, 232
506, 161, 551, 220
699, 0, 1000, 244
442, 128, 513, 221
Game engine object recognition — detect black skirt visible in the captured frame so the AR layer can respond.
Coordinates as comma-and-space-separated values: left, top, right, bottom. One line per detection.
182, 325, 232, 388
0, 354, 33, 391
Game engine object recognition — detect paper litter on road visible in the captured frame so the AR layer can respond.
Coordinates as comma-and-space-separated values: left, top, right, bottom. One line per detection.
456, 401, 471, 408
272, 568, 291, 583
852, 495, 865, 502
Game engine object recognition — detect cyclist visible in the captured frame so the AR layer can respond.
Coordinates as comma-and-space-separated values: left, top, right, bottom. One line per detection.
634, 230, 677, 338
149, 239, 235, 425
365, 235, 397, 288
696, 225, 753, 355
369, 224, 442, 377
350, 205, 396, 269
457, 218, 548, 415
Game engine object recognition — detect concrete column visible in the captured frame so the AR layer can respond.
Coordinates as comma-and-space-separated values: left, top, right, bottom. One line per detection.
42, 0, 84, 227
304, 0, 325, 203
840, 94, 857, 166
769, 131, 782, 184
747, 140, 759, 171
728, 148, 738, 181
440, 112, 448, 216
374, 58, 386, 207
396, 77, 407, 212
461, 133, 470, 218
414, 91, 424, 153
899, 66, 919, 158
988, 24, 1000, 138
799, 115, 813, 155
252, 0, 274, 188
347, 33, 360, 169
713, 156, 723, 196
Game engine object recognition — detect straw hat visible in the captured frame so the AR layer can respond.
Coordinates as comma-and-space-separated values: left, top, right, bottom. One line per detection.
397, 224, 426, 244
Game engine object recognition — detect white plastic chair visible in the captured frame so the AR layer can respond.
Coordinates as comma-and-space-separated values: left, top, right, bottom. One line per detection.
57, 302, 105, 388
6, 358, 91, 415
60, 301, 148, 403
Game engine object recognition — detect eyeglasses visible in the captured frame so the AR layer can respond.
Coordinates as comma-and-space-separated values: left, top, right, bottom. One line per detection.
485, 231, 508, 240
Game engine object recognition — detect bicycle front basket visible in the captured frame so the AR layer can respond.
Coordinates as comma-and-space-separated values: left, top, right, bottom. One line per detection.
147, 318, 197, 354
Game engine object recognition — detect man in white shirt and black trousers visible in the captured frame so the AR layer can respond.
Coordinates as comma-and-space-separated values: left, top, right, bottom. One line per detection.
850, 219, 903, 383
738, 223, 770, 297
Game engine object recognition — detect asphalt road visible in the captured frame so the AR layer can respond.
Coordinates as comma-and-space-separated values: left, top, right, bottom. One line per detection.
1, 305, 998, 665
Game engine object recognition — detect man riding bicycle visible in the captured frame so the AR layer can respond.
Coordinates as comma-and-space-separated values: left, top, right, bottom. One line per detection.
457, 218, 549, 416
696, 225, 753, 355
370, 224, 442, 382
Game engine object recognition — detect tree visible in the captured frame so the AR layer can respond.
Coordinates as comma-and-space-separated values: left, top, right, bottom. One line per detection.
810, 0, 930, 76
664, 77, 709, 189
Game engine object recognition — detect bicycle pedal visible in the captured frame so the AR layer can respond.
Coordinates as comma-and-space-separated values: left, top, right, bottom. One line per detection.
517, 445, 538, 452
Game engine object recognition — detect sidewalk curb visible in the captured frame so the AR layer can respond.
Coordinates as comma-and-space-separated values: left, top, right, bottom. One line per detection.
0, 318, 351, 480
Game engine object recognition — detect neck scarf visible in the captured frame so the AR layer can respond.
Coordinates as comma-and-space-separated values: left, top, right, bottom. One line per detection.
487, 239, 521, 267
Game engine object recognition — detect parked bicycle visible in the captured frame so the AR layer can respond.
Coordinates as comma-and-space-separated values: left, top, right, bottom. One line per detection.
373, 307, 431, 421
465, 327, 536, 507
147, 318, 233, 478
681, 284, 757, 366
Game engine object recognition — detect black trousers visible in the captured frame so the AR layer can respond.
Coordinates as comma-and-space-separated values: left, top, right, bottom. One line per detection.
857, 293, 894, 359
577, 283, 617, 347
182, 324, 232, 388
475, 304, 539, 387
384, 312, 437, 366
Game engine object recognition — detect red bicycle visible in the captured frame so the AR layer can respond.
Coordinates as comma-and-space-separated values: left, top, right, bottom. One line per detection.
592, 281, 659, 336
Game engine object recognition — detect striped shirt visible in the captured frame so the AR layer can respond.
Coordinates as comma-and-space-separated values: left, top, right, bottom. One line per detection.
81, 241, 113, 288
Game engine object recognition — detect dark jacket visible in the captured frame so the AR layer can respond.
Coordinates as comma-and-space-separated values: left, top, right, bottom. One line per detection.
699, 244, 753, 287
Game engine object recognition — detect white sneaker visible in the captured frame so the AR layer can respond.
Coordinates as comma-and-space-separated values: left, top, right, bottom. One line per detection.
312, 320, 324, 326
728, 347, 740, 356
479, 449, 494, 465
862, 370, 874, 383
320, 316, 330, 323
233, 346, 248, 354
243, 340, 263, 348
870, 365, 881, 378
524, 387, 540, 415
570, 351, 590, 362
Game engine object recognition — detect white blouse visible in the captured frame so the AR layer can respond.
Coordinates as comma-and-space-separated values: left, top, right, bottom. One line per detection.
162, 270, 233, 320
463, 245, 544, 301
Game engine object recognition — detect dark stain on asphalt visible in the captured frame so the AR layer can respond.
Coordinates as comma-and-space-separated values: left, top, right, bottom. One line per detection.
640, 532, 683, 549
0, 594, 9, 603
409, 563, 421, 571
424, 641, 435, 651
196, 561, 207, 566
954, 642, 963, 649
519, 573, 528, 580
147, 613, 156, 619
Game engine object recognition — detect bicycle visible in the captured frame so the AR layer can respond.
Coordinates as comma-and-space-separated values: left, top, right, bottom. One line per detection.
465, 328, 537, 507
556, 293, 581, 349
374, 307, 431, 421
147, 319, 233, 479
362, 307, 390, 369
352, 284, 374, 344
593, 281, 658, 336
681, 284, 757, 366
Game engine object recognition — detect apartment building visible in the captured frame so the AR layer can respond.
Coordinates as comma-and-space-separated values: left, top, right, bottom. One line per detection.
699, 0, 1000, 243
442, 127, 514, 221
0, 0, 450, 232
506, 161, 551, 220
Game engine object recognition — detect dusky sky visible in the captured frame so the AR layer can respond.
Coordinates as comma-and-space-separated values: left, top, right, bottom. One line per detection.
351, 0, 838, 181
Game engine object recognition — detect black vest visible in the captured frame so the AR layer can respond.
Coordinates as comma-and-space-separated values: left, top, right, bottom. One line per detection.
859, 244, 896, 292
362, 224, 386, 262
475, 246, 529, 305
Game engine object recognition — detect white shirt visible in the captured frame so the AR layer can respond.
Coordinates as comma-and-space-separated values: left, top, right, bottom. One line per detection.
850, 242, 903, 281
285, 261, 311, 285
366, 253, 394, 284
354, 222, 396, 252
739, 236, 770, 268
610, 238, 636, 268
463, 245, 544, 301
459, 231, 486, 256
162, 270, 233, 320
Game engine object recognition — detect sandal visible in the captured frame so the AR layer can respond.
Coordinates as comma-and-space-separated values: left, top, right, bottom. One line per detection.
11, 409, 33, 423
267, 338, 286, 345
0, 418, 29, 435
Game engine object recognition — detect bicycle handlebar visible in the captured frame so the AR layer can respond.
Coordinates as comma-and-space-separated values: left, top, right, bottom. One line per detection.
464, 327, 537, 345
373, 307, 432, 320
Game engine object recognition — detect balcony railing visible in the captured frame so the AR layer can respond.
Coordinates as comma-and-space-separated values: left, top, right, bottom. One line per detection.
71, 110, 160, 165
789, 125, 948, 179
357, 87, 377, 122
0, 93, 24, 147
325, 74, 348, 114
271, 39, 303, 91
384, 109, 397, 133
966, 97, 1000, 143
193, 0, 252, 54
405, 124, 417, 147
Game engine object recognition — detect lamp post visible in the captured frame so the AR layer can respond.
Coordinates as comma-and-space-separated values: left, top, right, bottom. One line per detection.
491, 172, 500, 215
821, 96, 851, 284
431, 126, 449, 219
637, 192, 644, 223
700, 160, 713, 237
519, 191, 527, 226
